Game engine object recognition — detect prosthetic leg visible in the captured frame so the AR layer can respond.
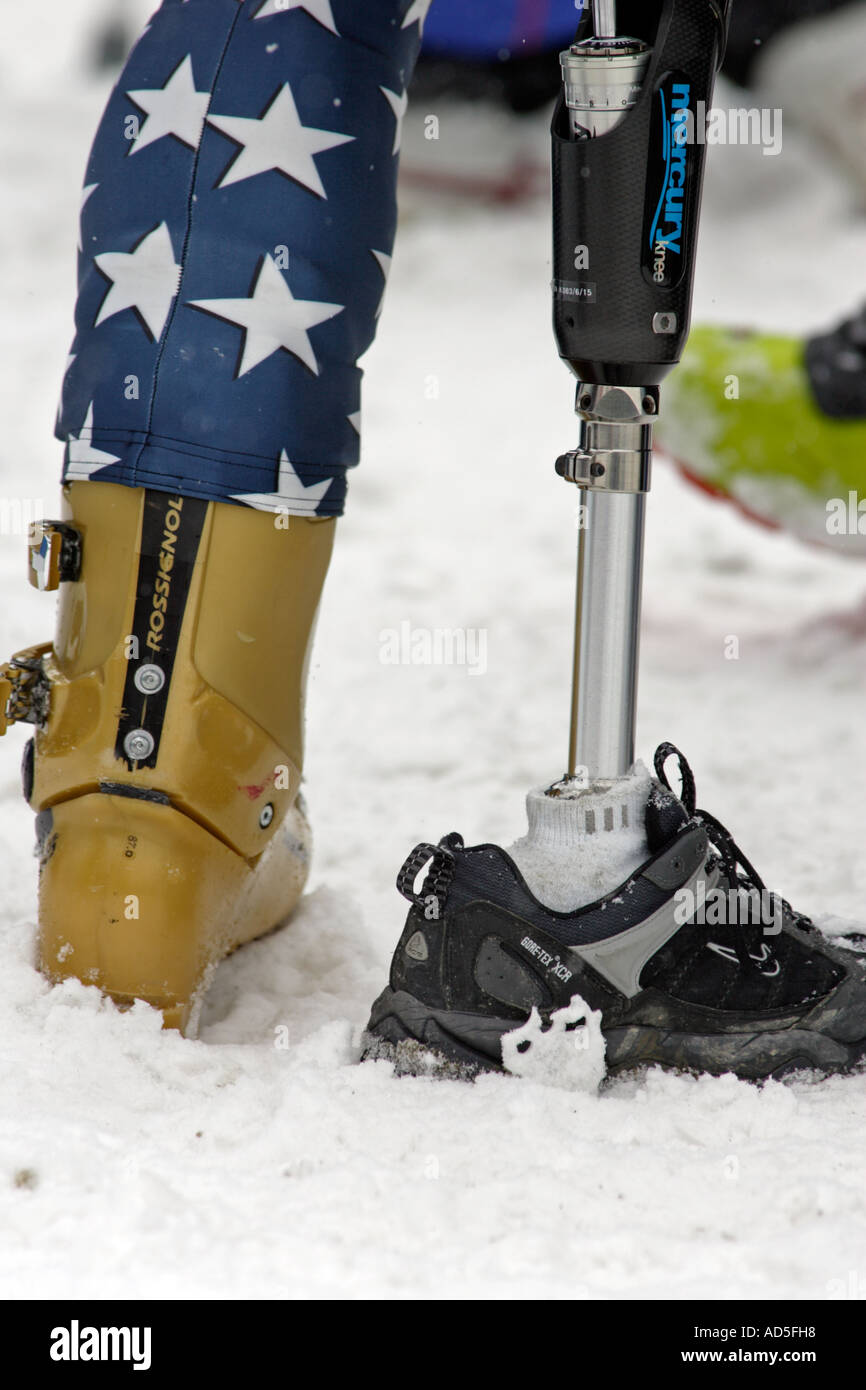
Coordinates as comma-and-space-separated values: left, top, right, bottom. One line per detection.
551, 0, 730, 789
364, 0, 866, 1083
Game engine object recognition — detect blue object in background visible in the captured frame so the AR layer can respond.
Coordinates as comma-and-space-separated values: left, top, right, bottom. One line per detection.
422, 0, 583, 59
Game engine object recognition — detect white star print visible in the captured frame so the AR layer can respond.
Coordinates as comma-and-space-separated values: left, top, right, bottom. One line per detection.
370, 248, 391, 317
94, 222, 181, 341
233, 449, 333, 513
65, 403, 121, 481
401, 0, 433, 32
126, 55, 210, 156
189, 254, 343, 377
207, 84, 353, 195
347, 411, 361, 434
56, 355, 77, 432
380, 86, 408, 155
252, 0, 338, 33
78, 184, 98, 252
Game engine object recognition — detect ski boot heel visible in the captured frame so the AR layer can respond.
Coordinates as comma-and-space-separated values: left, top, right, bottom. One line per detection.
37, 792, 310, 1034
2, 480, 334, 1032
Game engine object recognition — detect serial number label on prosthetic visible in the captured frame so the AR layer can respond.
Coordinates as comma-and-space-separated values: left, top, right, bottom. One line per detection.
551, 279, 597, 303
520, 936, 573, 983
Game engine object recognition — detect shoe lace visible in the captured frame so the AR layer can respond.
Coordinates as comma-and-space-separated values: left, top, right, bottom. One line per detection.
653, 743, 813, 972
396, 835, 461, 917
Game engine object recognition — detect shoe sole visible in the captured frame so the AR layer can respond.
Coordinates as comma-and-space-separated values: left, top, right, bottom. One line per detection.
362, 986, 866, 1083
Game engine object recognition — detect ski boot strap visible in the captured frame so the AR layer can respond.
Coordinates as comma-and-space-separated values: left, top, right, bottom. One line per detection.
0, 519, 84, 734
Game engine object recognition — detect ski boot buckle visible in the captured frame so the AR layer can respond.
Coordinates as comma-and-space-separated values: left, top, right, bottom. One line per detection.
0, 643, 53, 735
27, 521, 82, 592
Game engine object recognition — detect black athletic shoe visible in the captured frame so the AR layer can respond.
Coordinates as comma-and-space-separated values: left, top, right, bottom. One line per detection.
363, 745, 866, 1082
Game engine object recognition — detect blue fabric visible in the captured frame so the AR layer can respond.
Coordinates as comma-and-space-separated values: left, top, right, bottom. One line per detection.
423, 0, 582, 59
59, 0, 424, 518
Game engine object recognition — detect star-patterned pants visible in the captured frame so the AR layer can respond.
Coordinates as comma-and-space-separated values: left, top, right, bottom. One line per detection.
57, 0, 427, 518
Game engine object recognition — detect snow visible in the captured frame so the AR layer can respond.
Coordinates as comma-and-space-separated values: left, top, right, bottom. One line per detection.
501, 996, 607, 1093
1, 3, 866, 1301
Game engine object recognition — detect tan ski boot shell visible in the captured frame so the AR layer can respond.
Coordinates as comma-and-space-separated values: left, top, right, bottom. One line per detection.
11, 481, 334, 1034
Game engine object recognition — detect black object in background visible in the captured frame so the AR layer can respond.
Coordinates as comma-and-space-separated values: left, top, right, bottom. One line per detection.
410, 0, 858, 111
724, 0, 855, 84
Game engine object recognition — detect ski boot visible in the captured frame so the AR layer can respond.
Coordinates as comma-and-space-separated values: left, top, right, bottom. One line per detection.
655, 313, 866, 555
363, 745, 866, 1081
1, 481, 334, 1033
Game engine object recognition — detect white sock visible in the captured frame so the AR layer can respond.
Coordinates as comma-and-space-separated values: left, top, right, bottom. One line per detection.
507, 762, 652, 912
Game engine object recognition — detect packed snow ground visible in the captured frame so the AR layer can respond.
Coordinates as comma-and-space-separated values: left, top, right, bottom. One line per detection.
0, 3, 865, 1300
